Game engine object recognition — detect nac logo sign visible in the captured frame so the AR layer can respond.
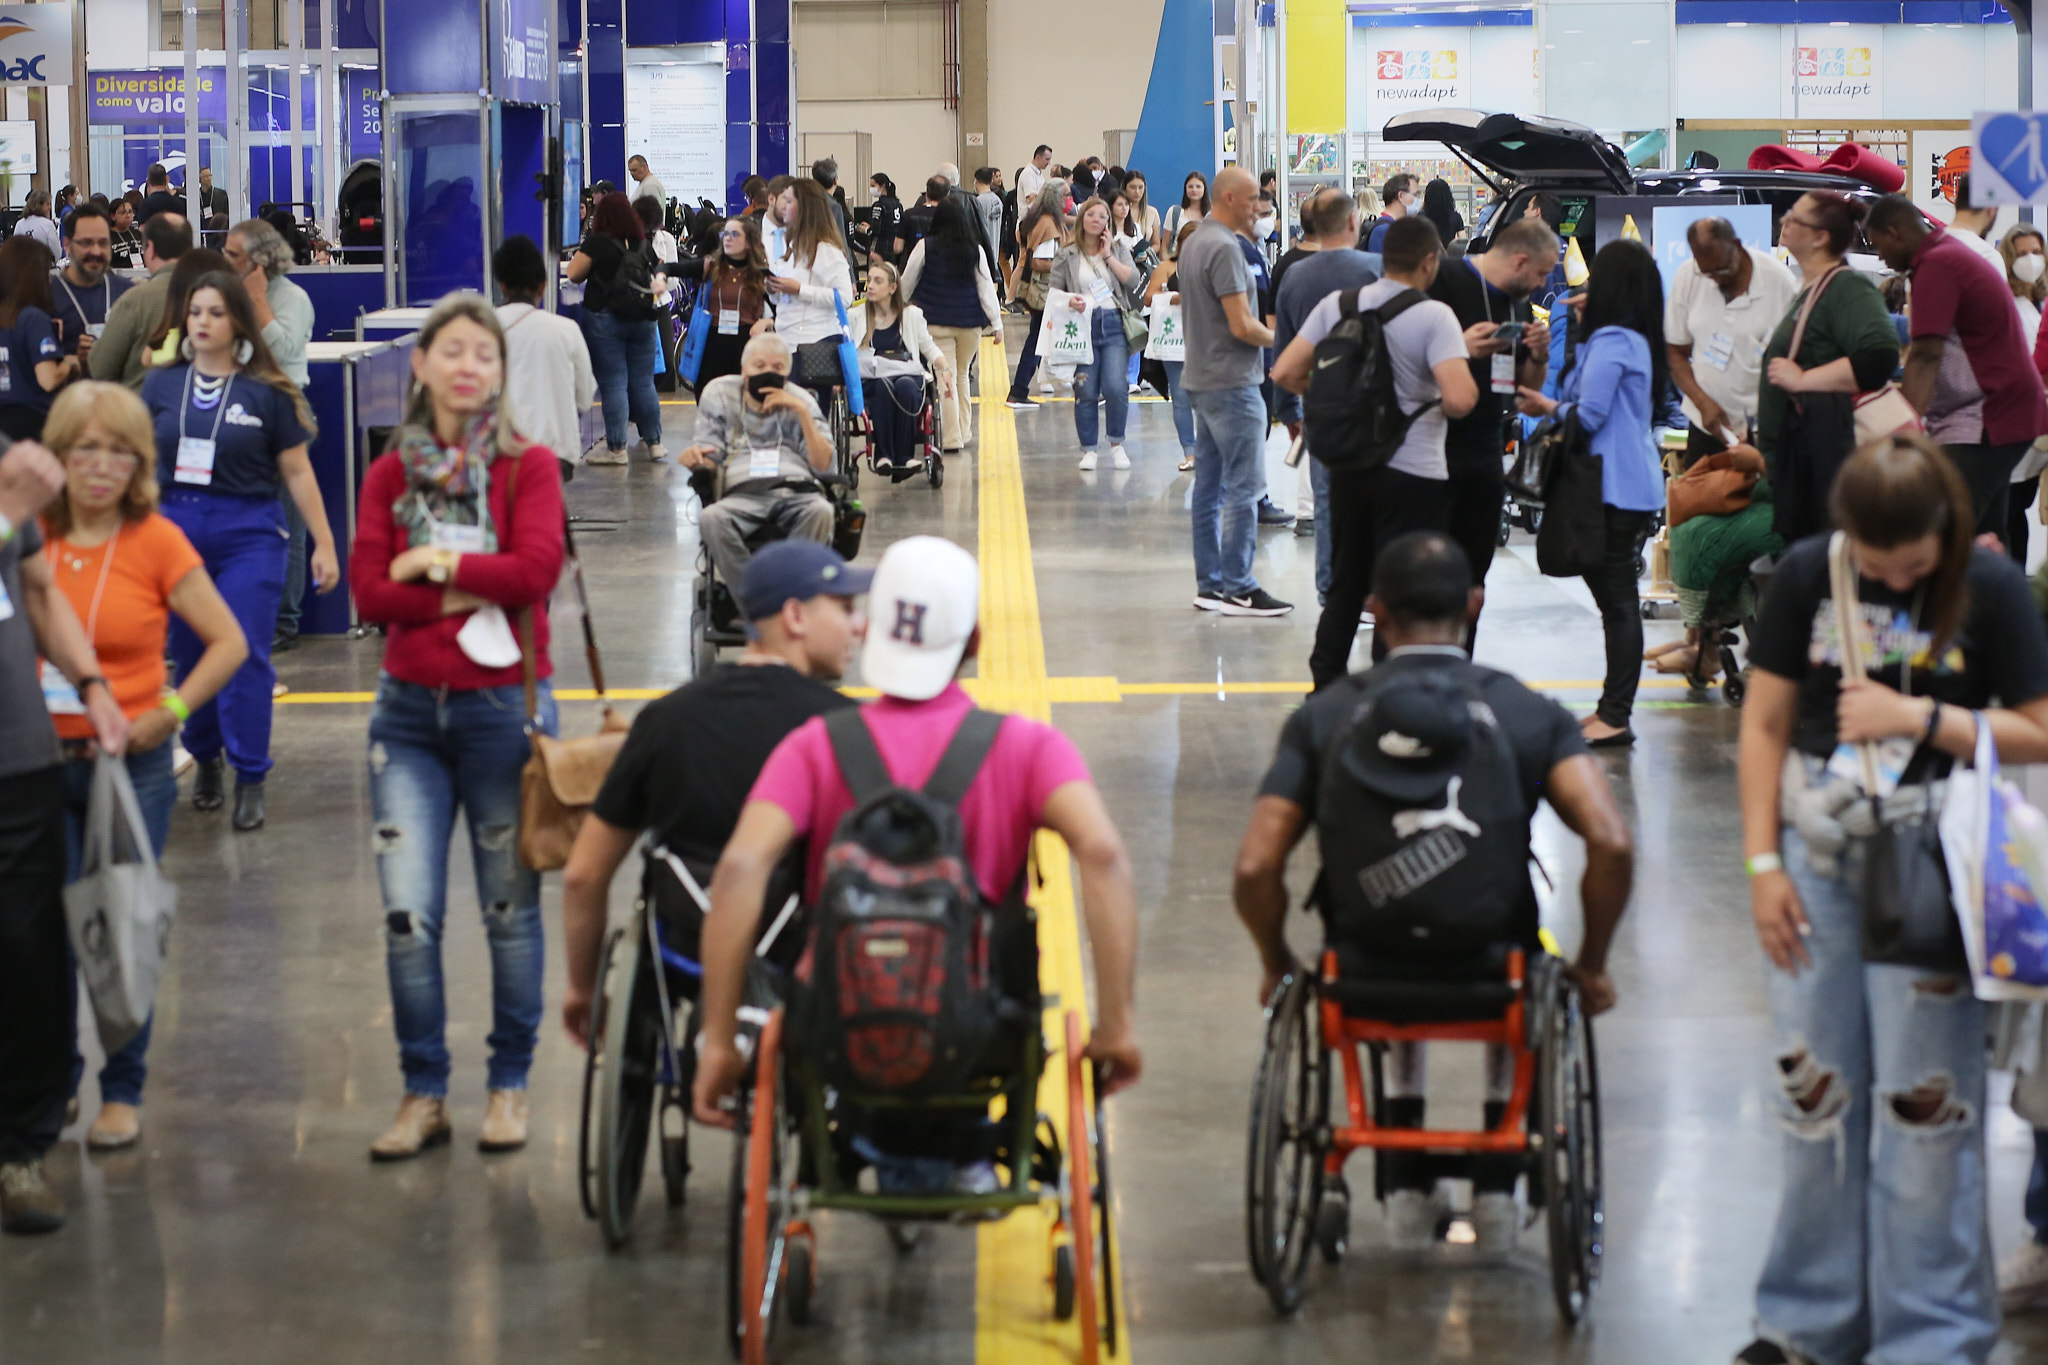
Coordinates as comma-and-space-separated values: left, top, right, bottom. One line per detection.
0, 17, 47, 83
1376, 50, 1458, 83
1795, 46, 1872, 80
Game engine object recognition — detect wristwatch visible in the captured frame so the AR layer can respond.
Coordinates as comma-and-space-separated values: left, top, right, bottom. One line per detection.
427, 549, 457, 585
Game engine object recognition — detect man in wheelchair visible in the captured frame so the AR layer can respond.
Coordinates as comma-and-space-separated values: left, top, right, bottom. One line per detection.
1232, 531, 1633, 1254
681, 332, 838, 601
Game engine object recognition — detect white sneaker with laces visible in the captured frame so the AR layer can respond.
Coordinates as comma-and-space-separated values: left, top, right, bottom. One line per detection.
1471, 1192, 1520, 1256
1383, 1189, 1436, 1250
586, 447, 628, 466
648, 443, 669, 464
1077, 450, 1098, 472
1109, 445, 1131, 469
2000, 1239, 2048, 1312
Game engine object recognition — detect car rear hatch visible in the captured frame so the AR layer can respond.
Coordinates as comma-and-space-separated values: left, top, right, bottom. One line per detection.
1379, 110, 1635, 194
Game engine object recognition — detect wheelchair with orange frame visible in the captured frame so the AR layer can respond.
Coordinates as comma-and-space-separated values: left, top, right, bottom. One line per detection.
726, 956, 1117, 1362
1246, 934, 1603, 1323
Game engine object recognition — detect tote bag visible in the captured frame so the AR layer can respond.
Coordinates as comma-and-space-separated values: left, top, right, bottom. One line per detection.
64, 755, 177, 1053
1942, 709, 2048, 999
1143, 300, 1185, 362
1038, 292, 1096, 365
677, 299, 712, 386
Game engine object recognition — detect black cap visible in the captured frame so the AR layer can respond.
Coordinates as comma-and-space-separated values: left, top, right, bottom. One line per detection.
1339, 672, 1473, 804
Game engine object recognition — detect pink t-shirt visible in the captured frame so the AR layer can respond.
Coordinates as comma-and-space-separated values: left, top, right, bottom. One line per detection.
748, 683, 1093, 903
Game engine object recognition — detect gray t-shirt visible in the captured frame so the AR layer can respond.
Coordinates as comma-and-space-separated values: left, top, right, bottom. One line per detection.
1176, 219, 1264, 392
691, 375, 827, 493
0, 520, 60, 779
1295, 279, 1469, 479
1274, 249, 1382, 423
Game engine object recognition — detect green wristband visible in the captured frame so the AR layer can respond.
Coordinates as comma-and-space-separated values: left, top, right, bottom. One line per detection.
161, 692, 191, 723
1745, 852, 1784, 878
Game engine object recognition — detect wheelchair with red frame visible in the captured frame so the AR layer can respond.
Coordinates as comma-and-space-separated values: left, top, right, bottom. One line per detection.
855, 355, 944, 489
1246, 938, 1603, 1323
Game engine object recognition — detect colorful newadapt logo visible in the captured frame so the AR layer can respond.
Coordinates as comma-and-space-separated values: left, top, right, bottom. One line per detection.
1376, 49, 1458, 82
1795, 45, 1872, 79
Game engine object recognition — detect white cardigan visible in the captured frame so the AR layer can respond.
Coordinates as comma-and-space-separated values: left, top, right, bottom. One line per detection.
899, 240, 1002, 329
769, 240, 855, 345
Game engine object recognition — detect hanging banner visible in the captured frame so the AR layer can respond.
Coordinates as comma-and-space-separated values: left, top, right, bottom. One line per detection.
88, 70, 227, 123
0, 6, 72, 86
1365, 31, 1468, 134
1785, 26, 1881, 119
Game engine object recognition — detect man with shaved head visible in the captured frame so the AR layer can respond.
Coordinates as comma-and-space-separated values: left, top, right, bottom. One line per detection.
1177, 166, 1290, 618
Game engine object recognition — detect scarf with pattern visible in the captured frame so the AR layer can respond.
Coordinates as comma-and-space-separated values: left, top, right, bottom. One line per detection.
393, 412, 498, 551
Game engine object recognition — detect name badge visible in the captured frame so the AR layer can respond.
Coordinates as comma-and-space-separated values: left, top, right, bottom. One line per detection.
1090, 278, 1116, 309
85, 323, 106, 340
40, 659, 83, 716
0, 353, 13, 394
1700, 331, 1737, 371
1491, 350, 1516, 395
429, 520, 487, 553
718, 308, 741, 336
748, 444, 783, 480
175, 435, 217, 486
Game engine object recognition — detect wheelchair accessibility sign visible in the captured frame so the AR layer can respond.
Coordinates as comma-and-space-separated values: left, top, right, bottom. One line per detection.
1972, 111, 2048, 206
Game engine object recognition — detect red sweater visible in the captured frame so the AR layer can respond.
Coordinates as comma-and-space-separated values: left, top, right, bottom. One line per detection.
351, 443, 565, 690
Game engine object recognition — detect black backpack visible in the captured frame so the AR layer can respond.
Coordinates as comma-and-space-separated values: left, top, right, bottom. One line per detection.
604, 241, 660, 321
1314, 664, 1532, 958
1302, 288, 1438, 474
792, 708, 1013, 1100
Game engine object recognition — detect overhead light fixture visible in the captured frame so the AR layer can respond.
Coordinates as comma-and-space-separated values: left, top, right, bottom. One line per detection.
1726, 20, 1748, 26
1632, 37, 1651, 43
1829, 19, 1849, 25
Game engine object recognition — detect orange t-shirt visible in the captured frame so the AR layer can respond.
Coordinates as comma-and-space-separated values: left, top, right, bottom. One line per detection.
39, 511, 204, 739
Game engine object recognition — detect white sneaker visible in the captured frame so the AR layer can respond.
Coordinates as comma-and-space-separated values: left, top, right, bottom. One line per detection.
1383, 1189, 1437, 1250
1109, 444, 1131, 470
1471, 1192, 1520, 1257
1077, 450, 1098, 472
172, 744, 194, 777
647, 443, 669, 464
2000, 1239, 2048, 1312
586, 447, 628, 466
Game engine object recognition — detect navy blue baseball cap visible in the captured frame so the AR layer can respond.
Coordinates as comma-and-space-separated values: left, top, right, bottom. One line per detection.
738, 541, 873, 632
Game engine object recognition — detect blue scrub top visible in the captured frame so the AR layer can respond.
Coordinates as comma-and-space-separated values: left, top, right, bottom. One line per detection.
0, 306, 62, 414
142, 363, 311, 500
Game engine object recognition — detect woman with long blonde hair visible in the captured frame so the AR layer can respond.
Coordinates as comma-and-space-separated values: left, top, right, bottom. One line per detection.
1004, 180, 1068, 407
350, 292, 566, 1162
859, 260, 955, 477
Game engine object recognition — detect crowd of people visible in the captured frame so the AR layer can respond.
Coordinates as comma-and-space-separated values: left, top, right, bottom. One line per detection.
8, 144, 2048, 1365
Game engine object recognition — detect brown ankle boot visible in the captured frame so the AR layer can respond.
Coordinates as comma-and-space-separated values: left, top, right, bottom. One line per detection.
0, 1161, 64, 1234
87, 1102, 141, 1151
369, 1095, 451, 1162
477, 1090, 529, 1153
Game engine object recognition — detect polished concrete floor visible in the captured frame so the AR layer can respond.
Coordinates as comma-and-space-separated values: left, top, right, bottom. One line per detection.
6, 334, 2048, 1364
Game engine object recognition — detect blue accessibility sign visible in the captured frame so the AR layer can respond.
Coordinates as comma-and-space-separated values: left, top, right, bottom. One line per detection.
1973, 111, 2048, 206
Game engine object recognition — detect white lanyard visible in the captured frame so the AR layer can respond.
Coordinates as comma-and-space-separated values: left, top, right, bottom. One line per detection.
56, 273, 108, 330
44, 522, 121, 642
181, 366, 233, 446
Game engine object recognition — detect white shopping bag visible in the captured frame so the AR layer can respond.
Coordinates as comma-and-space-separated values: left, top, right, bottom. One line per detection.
1037, 292, 1096, 366
65, 755, 177, 1052
1143, 300, 1185, 361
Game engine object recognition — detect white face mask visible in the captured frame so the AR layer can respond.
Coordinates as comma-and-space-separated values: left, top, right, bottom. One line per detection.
2016, 253, 2046, 285
1256, 214, 1277, 238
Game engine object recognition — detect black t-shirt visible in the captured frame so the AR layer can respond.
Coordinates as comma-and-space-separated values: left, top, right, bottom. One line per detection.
0, 306, 61, 414
49, 270, 135, 358
1428, 253, 1536, 478
577, 235, 654, 314
590, 663, 856, 868
899, 203, 936, 257
1749, 536, 2048, 772
139, 190, 183, 222
1257, 651, 1588, 821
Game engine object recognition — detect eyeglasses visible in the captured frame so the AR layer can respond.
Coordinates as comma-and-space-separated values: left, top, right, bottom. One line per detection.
1782, 214, 1820, 231
719, 229, 745, 239
67, 447, 141, 472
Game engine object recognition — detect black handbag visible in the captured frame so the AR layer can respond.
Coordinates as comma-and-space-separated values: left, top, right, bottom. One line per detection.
1826, 532, 1967, 971
1533, 412, 1605, 578
1506, 417, 1564, 503
792, 338, 843, 390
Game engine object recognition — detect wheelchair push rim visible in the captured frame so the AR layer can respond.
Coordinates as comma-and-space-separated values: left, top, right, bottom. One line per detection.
594, 906, 664, 1248
1539, 979, 1605, 1324
1063, 1010, 1110, 1365
1244, 970, 1329, 1314
735, 1008, 804, 1365
577, 926, 624, 1222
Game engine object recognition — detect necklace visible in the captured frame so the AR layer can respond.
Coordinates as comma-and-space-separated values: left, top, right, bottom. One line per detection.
191, 372, 229, 410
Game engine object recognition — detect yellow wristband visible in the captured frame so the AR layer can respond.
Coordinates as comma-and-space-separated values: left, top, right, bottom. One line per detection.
162, 692, 190, 723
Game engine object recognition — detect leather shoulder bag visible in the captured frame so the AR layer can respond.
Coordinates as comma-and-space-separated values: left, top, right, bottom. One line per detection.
509, 457, 629, 871
1790, 266, 1922, 446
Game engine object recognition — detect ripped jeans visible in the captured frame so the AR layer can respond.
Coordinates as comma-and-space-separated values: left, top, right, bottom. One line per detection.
367, 676, 558, 1097
1756, 830, 1997, 1365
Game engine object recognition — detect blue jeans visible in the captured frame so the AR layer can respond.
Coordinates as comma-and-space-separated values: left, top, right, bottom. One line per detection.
1007, 309, 1044, 400
163, 489, 285, 784
1755, 830, 1996, 1365
278, 496, 306, 639
2028, 1126, 2048, 1245
1188, 385, 1267, 597
1311, 455, 1332, 600
1162, 359, 1197, 455
582, 308, 662, 452
368, 676, 557, 1096
1072, 310, 1129, 450
62, 742, 176, 1107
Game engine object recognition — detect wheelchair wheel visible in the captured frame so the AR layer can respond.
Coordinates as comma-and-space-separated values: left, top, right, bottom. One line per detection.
1063, 1011, 1107, 1364
576, 927, 623, 1221
594, 907, 662, 1248
1539, 979, 1605, 1325
831, 389, 859, 492
690, 604, 718, 679
926, 453, 943, 489
733, 1009, 801, 1365
660, 1096, 691, 1207
1245, 971, 1328, 1315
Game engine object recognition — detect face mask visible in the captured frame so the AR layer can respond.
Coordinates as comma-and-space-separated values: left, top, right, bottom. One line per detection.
746, 372, 786, 401
2017, 253, 2046, 284
1256, 215, 1277, 238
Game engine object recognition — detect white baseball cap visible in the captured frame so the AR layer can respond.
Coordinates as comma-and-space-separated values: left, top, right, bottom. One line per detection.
860, 536, 980, 701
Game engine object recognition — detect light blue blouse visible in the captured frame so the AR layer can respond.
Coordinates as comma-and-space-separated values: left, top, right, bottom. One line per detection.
1558, 325, 1664, 514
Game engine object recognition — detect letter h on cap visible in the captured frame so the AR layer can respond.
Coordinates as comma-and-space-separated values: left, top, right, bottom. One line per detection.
891, 598, 928, 646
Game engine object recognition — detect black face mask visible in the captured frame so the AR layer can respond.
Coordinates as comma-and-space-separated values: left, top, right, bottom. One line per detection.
746, 372, 786, 402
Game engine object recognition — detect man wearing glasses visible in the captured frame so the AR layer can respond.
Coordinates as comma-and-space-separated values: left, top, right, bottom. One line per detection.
492, 235, 598, 481
1665, 216, 1798, 465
